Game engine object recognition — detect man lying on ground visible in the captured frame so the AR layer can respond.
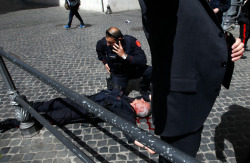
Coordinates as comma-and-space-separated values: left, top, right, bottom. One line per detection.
0, 89, 155, 154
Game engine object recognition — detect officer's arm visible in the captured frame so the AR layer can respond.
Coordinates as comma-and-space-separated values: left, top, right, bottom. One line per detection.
96, 39, 108, 65
124, 38, 147, 65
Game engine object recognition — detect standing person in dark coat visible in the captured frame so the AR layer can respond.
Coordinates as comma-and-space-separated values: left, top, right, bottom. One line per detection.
139, 0, 244, 162
96, 27, 152, 96
208, 0, 231, 24
64, 0, 85, 29
0, 90, 155, 154
238, 0, 250, 59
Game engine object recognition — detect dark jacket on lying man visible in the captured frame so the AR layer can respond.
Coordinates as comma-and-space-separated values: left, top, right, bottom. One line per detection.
0, 90, 151, 143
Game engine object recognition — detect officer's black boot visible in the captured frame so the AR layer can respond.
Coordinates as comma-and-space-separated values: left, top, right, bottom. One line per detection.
0, 119, 20, 131
241, 55, 247, 59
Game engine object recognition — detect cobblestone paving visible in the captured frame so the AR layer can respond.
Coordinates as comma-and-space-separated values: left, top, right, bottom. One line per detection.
0, 2, 250, 163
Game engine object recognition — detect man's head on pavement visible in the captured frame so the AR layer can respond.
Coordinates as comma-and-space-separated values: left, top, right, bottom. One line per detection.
106, 27, 124, 46
131, 98, 152, 118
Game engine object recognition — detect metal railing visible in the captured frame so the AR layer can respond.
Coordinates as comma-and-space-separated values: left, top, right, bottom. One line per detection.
0, 48, 200, 163
222, 0, 244, 31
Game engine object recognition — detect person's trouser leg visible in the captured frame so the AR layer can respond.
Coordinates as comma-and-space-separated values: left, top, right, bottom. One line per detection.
71, 5, 84, 26
245, 23, 250, 47
240, 23, 248, 47
140, 66, 152, 91
32, 98, 88, 125
68, 9, 74, 27
159, 127, 203, 163
110, 73, 128, 95
74, 10, 84, 25
138, 0, 150, 40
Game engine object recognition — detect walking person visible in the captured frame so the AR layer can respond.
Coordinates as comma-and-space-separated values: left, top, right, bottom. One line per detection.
64, 0, 85, 29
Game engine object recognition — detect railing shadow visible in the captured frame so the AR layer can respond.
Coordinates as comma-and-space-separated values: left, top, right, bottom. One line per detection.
60, 119, 157, 163
214, 104, 250, 163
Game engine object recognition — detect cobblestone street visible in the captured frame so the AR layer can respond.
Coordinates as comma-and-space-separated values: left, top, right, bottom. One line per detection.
0, 1, 250, 163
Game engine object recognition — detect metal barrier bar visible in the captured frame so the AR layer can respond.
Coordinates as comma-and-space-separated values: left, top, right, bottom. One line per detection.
222, 0, 244, 31
0, 55, 38, 137
0, 55, 16, 91
0, 49, 201, 163
15, 96, 94, 163
0, 55, 94, 163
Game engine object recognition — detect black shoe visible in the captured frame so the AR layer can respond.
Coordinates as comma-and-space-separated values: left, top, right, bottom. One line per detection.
241, 55, 247, 59
0, 119, 19, 131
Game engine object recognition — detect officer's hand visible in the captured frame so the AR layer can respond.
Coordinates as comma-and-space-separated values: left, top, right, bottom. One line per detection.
104, 63, 111, 74
231, 38, 244, 62
112, 41, 126, 58
213, 8, 219, 14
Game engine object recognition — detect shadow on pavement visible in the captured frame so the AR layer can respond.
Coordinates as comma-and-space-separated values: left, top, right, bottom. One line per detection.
214, 105, 250, 163
0, 0, 59, 15
60, 122, 157, 163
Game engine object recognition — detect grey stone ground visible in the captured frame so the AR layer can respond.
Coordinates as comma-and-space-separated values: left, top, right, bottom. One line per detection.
0, 1, 250, 163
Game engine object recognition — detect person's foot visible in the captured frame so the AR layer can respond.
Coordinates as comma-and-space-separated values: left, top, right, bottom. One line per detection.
0, 119, 19, 131
79, 25, 86, 28
241, 55, 247, 59
64, 25, 70, 29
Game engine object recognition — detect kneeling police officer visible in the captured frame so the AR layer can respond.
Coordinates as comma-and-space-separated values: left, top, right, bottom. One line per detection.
96, 27, 152, 95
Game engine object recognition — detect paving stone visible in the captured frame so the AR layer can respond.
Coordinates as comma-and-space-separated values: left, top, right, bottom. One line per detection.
10, 153, 24, 161
99, 146, 108, 153
0, 147, 11, 154
109, 146, 119, 153
23, 153, 36, 161
0, 155, 12, 162
45, 151, 57, 159
53, 143, 65, 151
9, 146, 21, 154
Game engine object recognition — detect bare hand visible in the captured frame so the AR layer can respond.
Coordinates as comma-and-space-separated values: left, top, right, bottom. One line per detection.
112, 41, 125, 58
213, 8, 219, 14
134, 140, 156, 154
104, 63, 111, 74
231, 38, 244, 62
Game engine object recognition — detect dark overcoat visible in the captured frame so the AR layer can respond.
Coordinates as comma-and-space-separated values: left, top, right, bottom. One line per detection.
142, 0, 234, 137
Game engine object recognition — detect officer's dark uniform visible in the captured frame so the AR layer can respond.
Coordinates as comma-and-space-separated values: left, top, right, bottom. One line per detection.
238, 0, 250, 48
30, 90, 140, 143
96, 35, 152, 94
208, 0, 231, 24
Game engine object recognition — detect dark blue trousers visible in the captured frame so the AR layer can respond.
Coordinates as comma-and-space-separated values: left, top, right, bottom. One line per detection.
111, 66, 152, 92
68, 4, 84, 27
31, 96, 94, 125
159, 127, 203, 162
